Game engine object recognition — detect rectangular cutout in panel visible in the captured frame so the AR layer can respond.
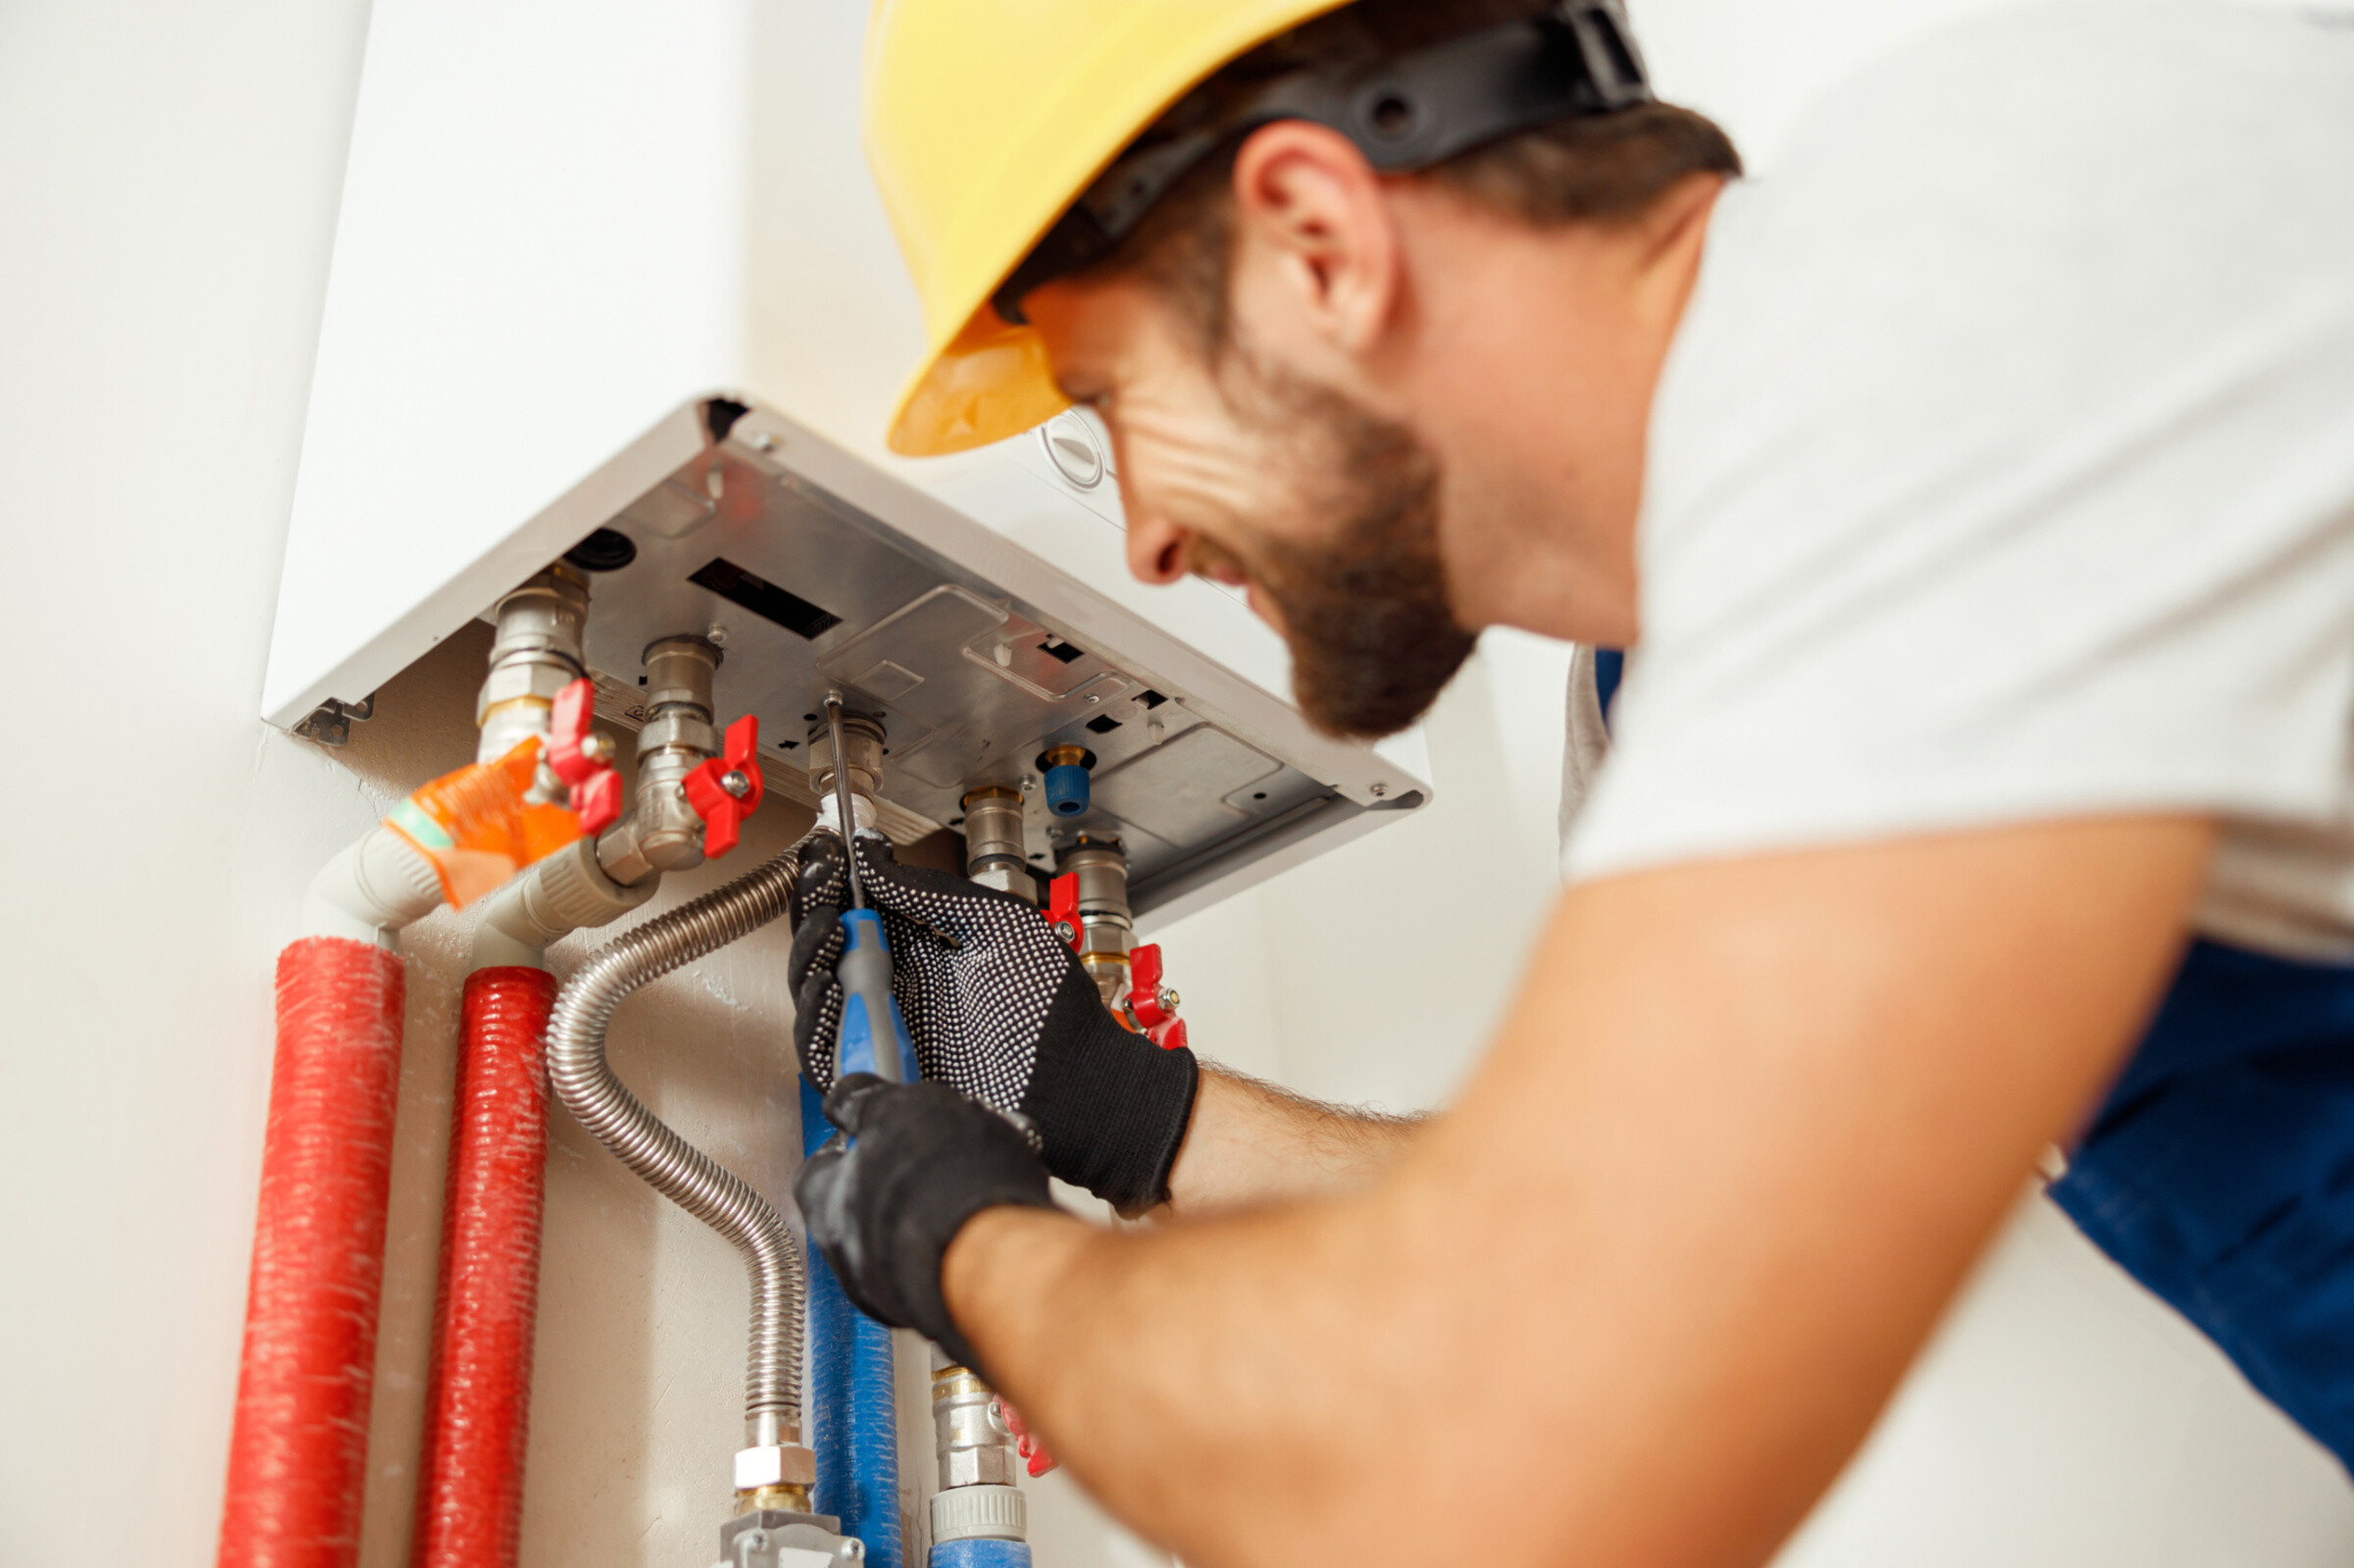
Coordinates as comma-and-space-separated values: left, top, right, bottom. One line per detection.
960, 619, 1117, 702
690, 556, 843, 640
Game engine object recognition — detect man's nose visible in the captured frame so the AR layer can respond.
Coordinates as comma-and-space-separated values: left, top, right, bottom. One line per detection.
1122, 502, 1190, 586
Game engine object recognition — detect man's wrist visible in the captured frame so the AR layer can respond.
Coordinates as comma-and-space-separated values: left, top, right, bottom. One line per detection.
1163, 1065, 1427, 1214
941, 1203, 1095, 1379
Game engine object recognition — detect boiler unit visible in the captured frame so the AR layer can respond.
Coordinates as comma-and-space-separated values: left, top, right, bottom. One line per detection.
227, 5, 1434, 1568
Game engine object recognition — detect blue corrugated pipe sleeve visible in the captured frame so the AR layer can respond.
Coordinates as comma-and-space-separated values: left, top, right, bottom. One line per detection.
803, 1076, 904, 1568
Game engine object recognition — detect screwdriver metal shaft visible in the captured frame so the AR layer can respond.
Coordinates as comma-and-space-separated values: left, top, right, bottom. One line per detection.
825, 693, 865, 912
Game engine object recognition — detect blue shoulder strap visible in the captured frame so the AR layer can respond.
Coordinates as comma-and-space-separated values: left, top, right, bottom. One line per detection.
1595, 646, 1624, 729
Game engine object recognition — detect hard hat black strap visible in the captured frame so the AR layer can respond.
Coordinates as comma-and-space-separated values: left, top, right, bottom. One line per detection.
996, 1, 1652, 325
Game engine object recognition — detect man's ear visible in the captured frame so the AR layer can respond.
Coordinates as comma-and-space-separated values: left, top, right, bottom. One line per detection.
1228, 121, 1403, 359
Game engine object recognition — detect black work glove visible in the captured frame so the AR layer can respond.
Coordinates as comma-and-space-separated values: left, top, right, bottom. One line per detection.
788, 833, 1199, 1213
794, 1074, 1055, 1373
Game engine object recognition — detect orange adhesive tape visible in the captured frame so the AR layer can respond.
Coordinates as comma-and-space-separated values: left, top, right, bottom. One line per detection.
384, 738, 584, 908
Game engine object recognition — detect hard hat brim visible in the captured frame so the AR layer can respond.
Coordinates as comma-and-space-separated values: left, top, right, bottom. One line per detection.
886, 305, 1071, 457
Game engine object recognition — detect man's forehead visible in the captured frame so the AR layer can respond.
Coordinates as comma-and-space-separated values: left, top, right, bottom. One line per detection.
1025, 273, 1197, 401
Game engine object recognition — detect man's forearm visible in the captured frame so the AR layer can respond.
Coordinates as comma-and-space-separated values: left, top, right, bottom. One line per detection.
940, 819, 2214, 1568
1166, 1064, 1423, 1214
943, 1189, 1397, 1561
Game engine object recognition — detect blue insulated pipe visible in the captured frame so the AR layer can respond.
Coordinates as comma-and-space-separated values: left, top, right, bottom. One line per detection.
931, 1541, 1034, 1568
802, 1076, 904, 1568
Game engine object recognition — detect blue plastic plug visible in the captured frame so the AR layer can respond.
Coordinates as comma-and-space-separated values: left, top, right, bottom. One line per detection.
1042, 763, 1091, 818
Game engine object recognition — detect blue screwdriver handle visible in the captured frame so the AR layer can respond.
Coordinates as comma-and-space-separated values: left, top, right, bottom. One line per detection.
837, 908, 919, 1084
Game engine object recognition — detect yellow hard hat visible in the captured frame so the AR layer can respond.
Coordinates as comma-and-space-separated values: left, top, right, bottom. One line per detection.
864, 1, 1655, 456
864, 0, 1355, 456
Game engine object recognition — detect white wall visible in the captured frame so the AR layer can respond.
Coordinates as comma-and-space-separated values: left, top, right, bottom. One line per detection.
0, 8, 843, 1565
1, 5, 2348, 1568
0, 0, 380, 1559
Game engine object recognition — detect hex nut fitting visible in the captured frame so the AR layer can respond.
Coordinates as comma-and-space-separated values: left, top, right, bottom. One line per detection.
733, 1442, 818, 1492
475, 659, 579, 716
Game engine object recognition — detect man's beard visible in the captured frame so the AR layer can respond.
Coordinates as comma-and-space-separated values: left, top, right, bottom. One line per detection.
1227, 364, 1476, 739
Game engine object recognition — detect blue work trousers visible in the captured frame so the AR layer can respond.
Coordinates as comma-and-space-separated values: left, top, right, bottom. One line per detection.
2052, 938, 2354, 1471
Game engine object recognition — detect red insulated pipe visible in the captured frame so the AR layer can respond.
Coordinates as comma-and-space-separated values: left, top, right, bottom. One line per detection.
412, 967, 558, 1568
220, 936, 408, 1568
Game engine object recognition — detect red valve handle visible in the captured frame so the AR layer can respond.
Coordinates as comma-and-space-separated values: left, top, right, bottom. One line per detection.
1047, 874, 1081, 951
571, 770, 623, 838
997, 1399, 1058, 1478
684, 714, 766, 860
1126, 942, 1186, 1048
1129, 942, 1175, 1030
545, 679, 623, 835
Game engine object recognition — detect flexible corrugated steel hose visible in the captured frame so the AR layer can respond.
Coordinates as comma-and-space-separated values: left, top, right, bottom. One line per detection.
543, 849, 807, 1442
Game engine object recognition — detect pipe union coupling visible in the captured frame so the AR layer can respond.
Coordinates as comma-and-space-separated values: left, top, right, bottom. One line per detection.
641, 634, 722, 709
808, 713, 886, 803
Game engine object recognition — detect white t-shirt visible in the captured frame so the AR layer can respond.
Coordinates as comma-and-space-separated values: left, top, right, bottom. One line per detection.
1562, 1, 2354, 960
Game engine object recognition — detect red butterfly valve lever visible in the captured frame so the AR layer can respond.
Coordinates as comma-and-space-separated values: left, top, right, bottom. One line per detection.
1047, 873, 1082, 950
1127, 942, 1187, 1051
684, 714, 767, 860
545, 678, 623, 835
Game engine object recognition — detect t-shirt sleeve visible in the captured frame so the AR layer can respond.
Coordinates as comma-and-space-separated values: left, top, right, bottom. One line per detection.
1565, 6, 2354, 885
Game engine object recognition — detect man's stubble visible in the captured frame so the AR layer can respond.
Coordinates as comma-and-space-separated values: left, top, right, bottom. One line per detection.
1222, 355, 1478, 740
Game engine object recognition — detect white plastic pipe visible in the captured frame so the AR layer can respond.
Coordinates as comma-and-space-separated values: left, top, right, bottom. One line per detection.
301, 825, 444, 946
468, 835, 660, 973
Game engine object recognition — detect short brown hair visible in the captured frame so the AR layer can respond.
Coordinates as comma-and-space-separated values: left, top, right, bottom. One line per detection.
1094, 1, 1741, 349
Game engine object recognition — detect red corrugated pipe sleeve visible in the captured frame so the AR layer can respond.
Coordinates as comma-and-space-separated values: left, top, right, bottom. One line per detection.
219, 936, 408, 1568
412, 967, 558, 1568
